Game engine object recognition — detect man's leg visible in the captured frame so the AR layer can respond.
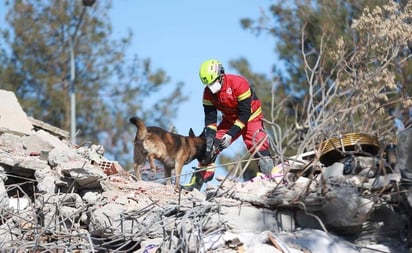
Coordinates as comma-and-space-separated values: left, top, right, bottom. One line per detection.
256, 150, 274, 176
181, 163, 216, 191
243, 120, 274, 176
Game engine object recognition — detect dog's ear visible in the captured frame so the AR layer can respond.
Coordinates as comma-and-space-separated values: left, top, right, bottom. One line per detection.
188, 128, 195, 137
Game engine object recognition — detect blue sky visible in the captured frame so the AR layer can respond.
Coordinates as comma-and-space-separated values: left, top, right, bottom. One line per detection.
108, 0, 277, 155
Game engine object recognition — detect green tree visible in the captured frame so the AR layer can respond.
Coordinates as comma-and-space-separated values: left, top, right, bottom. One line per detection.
241, 0, 412, 146
0, 0, 187, 166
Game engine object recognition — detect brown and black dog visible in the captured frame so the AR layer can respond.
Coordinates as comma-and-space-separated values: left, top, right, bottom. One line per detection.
129, 117, 206, 187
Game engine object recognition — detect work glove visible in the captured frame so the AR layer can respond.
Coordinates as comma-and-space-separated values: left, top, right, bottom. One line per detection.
219, 134, 232, 150
204, 127, 216, 138
201, 136, 218, 165
206, 136, 215, 156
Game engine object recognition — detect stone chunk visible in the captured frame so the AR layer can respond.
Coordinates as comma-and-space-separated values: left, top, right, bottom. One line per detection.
0, 89, 33, 135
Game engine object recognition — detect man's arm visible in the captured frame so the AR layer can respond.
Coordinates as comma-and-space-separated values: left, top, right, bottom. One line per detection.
203, 100, 217, 136
227, 90, 252, 137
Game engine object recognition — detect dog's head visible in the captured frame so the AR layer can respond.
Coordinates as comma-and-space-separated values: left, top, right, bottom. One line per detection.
187, 128, 209, 164
188, 128, 196, 137
194, 129, 221, 166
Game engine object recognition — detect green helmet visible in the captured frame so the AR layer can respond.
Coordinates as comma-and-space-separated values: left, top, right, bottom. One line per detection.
199, 59, 224, 85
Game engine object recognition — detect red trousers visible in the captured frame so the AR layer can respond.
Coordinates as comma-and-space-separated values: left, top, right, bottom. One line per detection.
216, 116, 270, 154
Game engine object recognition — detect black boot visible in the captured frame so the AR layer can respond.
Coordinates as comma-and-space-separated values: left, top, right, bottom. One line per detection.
181, 170, 204, 191
258, 156, 274, 176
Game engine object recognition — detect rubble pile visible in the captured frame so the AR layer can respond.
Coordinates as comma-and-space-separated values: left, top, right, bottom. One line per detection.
1, 89, 412, 253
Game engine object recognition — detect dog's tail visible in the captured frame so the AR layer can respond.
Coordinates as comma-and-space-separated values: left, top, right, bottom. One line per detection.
129, 117, 148, 140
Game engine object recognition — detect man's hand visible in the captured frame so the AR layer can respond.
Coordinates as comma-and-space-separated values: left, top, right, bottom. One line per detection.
200, 136, 218, 165
219, 134, 232, 150
206, 136, 215, 155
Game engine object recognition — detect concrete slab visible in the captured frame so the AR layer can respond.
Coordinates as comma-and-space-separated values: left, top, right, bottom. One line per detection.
0, 89, 33, 135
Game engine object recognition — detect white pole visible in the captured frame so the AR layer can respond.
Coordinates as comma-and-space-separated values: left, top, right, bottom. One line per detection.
69, 5, 88, 144
69, 37, 76, 144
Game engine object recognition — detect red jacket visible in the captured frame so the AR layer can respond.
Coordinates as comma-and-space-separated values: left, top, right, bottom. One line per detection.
203, 74, 263, 137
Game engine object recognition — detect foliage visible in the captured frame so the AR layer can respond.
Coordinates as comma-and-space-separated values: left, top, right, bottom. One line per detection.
240, 0, 411, 152
330, 2, 412, 133
0, 0, 187, 167
219, 1, 412, 180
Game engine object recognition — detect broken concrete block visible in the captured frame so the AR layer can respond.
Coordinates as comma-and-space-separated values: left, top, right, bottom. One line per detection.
48, 147, 83, 167
30, 129, 70, 151
59, 161, 106, 188
0, 133, 25, 155
323, 162, 345, 180
22, 134, 54, 156
0, 89, 33, 135
34, 166, 57, 193
220, 205, 279, 233
0, 179, 8, 213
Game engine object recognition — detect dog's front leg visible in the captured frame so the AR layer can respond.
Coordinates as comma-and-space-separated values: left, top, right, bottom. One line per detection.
174, 162, 184, 188
164, 166, 173, 185
133, 163, 141, 181
148, 155, 157, 179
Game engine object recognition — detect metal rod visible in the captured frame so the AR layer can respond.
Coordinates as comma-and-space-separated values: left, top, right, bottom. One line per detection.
69, 6, 87, 144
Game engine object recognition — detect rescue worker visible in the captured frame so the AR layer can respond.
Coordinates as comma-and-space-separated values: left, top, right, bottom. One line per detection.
182, 59, 274, 191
